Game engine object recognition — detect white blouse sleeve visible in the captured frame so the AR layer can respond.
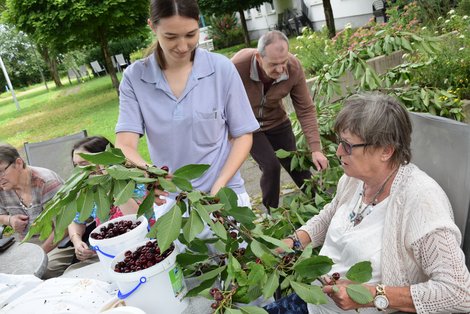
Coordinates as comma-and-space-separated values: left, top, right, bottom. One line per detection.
410, 228, 470, 313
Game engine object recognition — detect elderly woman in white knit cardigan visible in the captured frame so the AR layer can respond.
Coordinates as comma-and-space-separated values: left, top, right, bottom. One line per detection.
278, 93, 470, 313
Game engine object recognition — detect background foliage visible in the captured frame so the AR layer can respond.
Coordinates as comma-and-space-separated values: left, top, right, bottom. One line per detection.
208, 14, 245, 50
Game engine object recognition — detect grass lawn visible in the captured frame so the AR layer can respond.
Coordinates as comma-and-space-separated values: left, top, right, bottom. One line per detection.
0, 76, 150, 161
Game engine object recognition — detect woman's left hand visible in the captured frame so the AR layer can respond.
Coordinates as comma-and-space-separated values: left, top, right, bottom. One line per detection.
322, 279, 373, 311
74, 241, 96, 261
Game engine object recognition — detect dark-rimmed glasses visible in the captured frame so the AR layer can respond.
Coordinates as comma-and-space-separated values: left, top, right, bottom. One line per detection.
0, 162, 13, 177
337, 137, 369, 155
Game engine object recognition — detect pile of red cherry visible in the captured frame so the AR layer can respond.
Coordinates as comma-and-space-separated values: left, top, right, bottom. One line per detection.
114, 241, 174, 273
90, 220, 142, 240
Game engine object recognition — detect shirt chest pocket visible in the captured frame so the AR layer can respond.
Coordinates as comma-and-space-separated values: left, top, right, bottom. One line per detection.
193, 110, 225, 146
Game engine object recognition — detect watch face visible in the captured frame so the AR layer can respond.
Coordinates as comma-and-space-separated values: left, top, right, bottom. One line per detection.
374, 295, 389, 310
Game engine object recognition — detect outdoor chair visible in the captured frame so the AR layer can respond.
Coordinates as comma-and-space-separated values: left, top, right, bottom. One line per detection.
409, 112, 470, 268
90, 61, 107, 77
67, 68, 81, 85
372, 0, 388, 23
114, 54, 129, 71
78, 64, 91, 80
24, 130, 88, 180
198, 39, 214, 51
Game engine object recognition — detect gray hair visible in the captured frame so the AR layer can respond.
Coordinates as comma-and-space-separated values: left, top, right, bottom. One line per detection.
257, 30, 289, 57
334, 92, 412, 167
0, 143, 24, 168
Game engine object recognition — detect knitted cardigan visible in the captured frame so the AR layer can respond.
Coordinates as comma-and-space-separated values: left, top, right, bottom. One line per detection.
299, 163, 470, 313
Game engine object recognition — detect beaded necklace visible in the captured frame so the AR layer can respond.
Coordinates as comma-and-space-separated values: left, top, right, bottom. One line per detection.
349, 168, 398, 226
14, 169, 33, 211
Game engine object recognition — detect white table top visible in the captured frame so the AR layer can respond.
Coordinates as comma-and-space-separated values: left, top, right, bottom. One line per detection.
0, 241, 47, 277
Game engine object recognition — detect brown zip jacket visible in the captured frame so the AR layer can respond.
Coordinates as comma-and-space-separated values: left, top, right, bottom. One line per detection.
231, 48, 321, 152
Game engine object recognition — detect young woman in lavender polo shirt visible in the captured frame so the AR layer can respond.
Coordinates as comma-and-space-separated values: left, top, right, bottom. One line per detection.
115, 0, 259, 210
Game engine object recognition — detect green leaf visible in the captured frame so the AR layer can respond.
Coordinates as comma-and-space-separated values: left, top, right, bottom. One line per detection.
158, 177, 177, 193
226, 206, 256, 229
182, 209, 204, 243
290, 281, 327, 305
187, 191, 203, 203
113, 180, 127, 200
78, 189, 95, 222
86, 175, 108, 185
240, 306, 269, 314
106, 165, 145, 180
298, 243, 313, 261
228, 253, 242, 275
171, 176, 193, 191
137, 191, 155, 218
153, 202, 182, 251
172, 164, 210, 180
250, 240, 272, 259
275, 149, 291, 159
194, 203, 213, 225
114, 180, 135, 206
247, 263, 265, 285
216, 187, 238, 211
294, 255, 334, 279
194, 265, 226, 281
78, 151, 125, 165
226, 309, 243, 314
95, 186, 110, 222
346, 284, 374, 304
176, 252, 208, 266
346, 261, 372, 283
263, 269, 279, 298
187, 238, 209, 254
56, 200, 77, 234
290, 155, 299, 171
185, 278, 217, 298
211, 221, 227, 240
259, 235, 293, 253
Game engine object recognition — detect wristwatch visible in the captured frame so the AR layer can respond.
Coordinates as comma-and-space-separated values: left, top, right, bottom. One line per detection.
373, 284, 389, 311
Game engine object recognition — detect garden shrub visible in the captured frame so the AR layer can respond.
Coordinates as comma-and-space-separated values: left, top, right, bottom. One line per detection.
207, 14, 244, 50
413, 10, 470, 100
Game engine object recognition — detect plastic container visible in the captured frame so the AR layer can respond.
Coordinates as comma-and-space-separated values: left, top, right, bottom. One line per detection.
89, 214, 149, 273
110, 240, 188, 314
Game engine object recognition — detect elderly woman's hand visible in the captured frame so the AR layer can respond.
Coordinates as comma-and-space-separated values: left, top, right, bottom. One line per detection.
9, 214, 29, 233
322, 279, 374, 311
74, 241, 96, 261
274, 238, 295, 254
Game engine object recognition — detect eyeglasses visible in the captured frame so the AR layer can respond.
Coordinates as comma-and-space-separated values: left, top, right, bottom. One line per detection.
337, 137, 369, 155
0, 162, 13, 177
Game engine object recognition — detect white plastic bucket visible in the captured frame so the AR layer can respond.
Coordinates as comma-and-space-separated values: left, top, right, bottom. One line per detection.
88, 214, 149, 273
110, 240, 188, 314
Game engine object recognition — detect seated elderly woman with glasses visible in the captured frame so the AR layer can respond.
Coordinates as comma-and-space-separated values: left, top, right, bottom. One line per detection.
270, 92, 470, 313
0, 143, 63, 251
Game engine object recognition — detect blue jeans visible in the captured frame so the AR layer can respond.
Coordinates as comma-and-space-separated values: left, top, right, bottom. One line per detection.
263, 293, 308, 314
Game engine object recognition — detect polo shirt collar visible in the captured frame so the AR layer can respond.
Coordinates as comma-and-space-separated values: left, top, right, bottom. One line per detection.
141, 48, 215, 86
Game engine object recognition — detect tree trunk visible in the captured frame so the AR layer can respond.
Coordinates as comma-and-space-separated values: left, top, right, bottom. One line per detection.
238, 8, 251, 47
322, 0, 336, 38
38, 45, 62, 88
98, 29, 120, 95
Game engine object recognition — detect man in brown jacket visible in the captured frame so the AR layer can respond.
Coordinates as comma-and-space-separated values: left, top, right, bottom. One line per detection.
232, 30, 328, 210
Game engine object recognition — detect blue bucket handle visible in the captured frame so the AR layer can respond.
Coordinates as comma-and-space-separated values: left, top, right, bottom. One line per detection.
117, 276, 147, 299
91, 245, 115, 259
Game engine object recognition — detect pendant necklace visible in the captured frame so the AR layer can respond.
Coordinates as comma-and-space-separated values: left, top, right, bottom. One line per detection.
349, 167, 398, 226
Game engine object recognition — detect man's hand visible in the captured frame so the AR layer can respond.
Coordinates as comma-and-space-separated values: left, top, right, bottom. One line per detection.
311, 151, 329, 171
